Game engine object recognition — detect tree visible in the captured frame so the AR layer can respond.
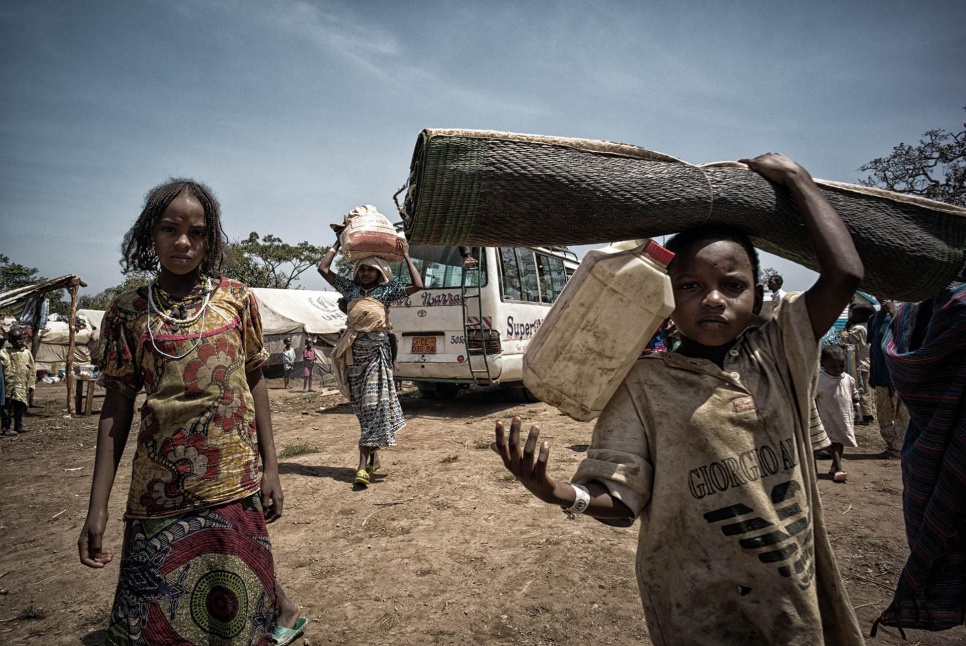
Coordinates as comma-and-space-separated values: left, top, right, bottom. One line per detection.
222, 233, 328, 289
858, 108, 966, 207
77, 272, 152, 310
0, 254, 42, 293
75, 230, 327, 310
334, 254, 356, 277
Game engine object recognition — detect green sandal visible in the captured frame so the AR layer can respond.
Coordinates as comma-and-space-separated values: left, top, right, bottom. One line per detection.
354, 469, 370, 486
272, 617, 308, 645
365, 464, 382, 475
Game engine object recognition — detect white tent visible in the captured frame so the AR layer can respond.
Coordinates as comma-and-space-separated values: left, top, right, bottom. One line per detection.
32, 292, 346, 376
250, 288, 346, 376
35, 309, 105, 372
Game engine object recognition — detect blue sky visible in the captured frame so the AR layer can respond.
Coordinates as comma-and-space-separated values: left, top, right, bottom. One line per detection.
2, 0, 964, 296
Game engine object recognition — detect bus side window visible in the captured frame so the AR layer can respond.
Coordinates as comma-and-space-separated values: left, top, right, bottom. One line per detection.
499, 247, 522, 301
515, 249, 540, 302
536, 254, 567, 304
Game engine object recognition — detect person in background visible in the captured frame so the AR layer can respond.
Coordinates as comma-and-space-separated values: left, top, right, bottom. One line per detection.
1, 327, 34, 436
492, 154, 865, 644
842, 302, 875, 425
767, 272, 787, 304
0, 335, 7, 435
302, 339, 317, 392
318, 237, 423, 487
874, 272, 966, 635
868, 297, 907, 458
458, 246, 479, 269
282, 337, 296, 390
815, 344, 860, 483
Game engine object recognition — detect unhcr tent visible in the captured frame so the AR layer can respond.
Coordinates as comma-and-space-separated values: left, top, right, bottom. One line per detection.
250, 288, 346, 377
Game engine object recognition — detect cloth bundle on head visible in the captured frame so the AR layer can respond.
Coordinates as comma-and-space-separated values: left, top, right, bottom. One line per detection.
353, 257, 393, 285
339, 204, 409, 262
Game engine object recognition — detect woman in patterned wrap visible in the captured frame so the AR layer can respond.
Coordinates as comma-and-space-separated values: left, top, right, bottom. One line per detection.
77, 179, 306, 646
318, 234, 423, 487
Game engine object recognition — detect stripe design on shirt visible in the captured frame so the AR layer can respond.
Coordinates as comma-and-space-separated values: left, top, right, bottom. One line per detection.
703, 479, 815, 590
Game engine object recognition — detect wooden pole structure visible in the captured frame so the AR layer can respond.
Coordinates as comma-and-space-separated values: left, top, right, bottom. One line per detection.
65, 280, 80, 415
27, 295, 44, 407
27, 294, 45, 356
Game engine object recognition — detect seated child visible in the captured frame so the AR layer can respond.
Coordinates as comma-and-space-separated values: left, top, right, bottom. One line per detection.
493, 153, 866, 644
815, 344, 860, 483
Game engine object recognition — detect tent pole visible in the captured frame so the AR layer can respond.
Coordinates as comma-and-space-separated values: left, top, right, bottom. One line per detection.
65, 280, 80, 415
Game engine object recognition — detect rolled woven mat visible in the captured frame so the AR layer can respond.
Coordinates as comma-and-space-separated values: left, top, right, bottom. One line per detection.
399, 129, 966, 302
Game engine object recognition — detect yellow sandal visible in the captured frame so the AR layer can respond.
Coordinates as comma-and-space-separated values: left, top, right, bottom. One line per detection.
354, 469, 370, 486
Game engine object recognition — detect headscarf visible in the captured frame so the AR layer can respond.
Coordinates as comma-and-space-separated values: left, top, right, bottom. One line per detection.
353, 257, 393, 286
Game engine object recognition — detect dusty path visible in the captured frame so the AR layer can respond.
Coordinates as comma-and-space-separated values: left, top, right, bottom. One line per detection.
0, 381, 963, 645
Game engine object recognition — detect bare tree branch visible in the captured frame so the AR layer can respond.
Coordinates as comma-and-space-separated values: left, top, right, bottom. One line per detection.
858, 108, 966, 207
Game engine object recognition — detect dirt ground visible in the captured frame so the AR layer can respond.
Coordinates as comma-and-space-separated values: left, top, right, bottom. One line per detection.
1, 380, 965, 646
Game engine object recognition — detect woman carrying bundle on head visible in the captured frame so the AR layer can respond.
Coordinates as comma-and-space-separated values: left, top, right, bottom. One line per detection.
318, 232, 423, 487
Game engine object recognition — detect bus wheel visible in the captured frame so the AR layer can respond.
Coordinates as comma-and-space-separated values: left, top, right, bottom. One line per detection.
416, 384, 438, 399
434, 383, 461, 400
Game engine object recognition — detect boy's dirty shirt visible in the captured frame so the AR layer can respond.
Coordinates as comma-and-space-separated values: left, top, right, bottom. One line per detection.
574, 294, 865, 646
0, 346, 34, 404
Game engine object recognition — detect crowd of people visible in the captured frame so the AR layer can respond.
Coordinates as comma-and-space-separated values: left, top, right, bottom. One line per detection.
0, 150, 959, 644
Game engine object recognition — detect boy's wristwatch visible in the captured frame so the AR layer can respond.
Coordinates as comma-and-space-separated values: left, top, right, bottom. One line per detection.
562, 483, 591, 518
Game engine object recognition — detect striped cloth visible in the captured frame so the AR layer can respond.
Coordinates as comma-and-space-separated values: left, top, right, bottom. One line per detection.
874, 276, 966, 635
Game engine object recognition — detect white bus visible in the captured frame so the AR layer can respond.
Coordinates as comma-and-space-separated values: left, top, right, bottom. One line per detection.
386, 243, 579, 399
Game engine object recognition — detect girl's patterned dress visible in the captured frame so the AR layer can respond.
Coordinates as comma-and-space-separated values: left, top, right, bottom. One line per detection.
98, 276, 278, 645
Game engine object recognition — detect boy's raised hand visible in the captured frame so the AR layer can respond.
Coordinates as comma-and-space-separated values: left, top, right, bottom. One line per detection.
739, 152, 810, 187
492, 417, 558, 503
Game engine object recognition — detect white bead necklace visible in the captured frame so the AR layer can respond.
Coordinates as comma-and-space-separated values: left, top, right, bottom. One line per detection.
146, 278, 212, 360
148, 277, 213, 325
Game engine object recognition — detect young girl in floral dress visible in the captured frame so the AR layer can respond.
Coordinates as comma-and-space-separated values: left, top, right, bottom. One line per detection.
318, 235, 423, 486
77, 179, 305, 645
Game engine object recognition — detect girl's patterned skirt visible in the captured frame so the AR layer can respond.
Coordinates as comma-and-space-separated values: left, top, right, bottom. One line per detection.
106, 494, 278, 645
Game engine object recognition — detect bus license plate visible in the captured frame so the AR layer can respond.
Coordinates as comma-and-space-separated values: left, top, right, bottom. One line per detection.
411, 337, 436, 354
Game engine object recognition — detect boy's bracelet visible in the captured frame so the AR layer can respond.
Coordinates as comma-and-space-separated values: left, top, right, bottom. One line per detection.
561, 483, 590, 519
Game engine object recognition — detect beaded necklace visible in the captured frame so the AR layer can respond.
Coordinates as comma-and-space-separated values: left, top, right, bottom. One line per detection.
149, 277, 213, 326
147, 277, 213, 360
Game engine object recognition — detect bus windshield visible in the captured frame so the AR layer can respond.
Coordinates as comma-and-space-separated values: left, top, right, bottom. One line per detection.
388, 244, 487, 289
